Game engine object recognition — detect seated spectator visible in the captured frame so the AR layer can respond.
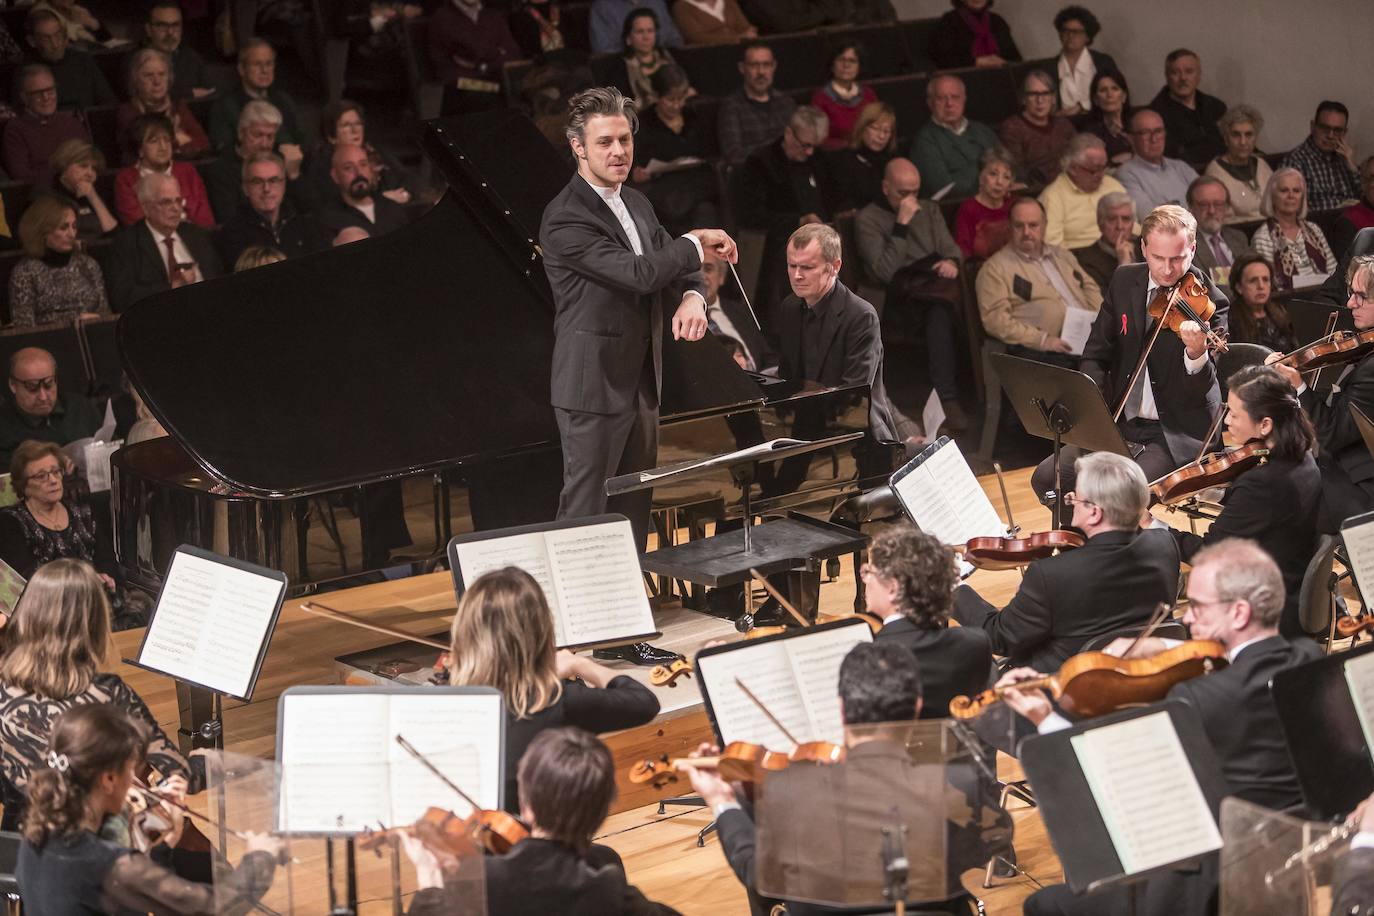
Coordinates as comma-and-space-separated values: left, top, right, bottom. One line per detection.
630, 65, 717, 236
48, 139, 116, 240
830, 102, 896, 214
1052, 5, 1117, 118
590, 0, 681, 54
931, 0, 1020, 70
303, 100, 410, 212
115, 48, 210, 163
30, 0, 109, 47
113, 113, 215, 228
999, 69, 1075, 187
1149, 48, 1226, 165
203, 101, 303, 224
333, 226, 370, 246
1, 63, 88, 182
1332, 156, 1374, 256
1039, 133, 1127, 249
428, 0, 523, 111
8, 194, 107, 328
1115, 107, 1198, 216
810, 42, 876, 152
316, 144, 410, 238
1188, 175, 1249, 296
975, 196, 1102, 363
855, 158, 966, 428
1227, 253, 1296, 352
1284, 101, 1361, 212
234, 245, 286, 272
1070, 190, 1138, 289
142, 0, 216, 100
0, 349, 102, 470
672, 0, 755, 46
1072, 68, 1131, 165
955, 146, 1015, 259
107, 172, 224, 312
208, 39, 305, 151
1203, 104, 1272, 224
0, 442, 112, 586
701, 257, 775, 372
1250, 167, 1336, 292
24, 10, 114, 111
910, 74, 999, 200
616, 8, 676, 106
509, 0, 566, 58
217, 152, 323, 266
717, 42, 794, 167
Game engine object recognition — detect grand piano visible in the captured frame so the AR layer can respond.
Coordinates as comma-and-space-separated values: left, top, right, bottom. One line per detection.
112, 110, 902, 597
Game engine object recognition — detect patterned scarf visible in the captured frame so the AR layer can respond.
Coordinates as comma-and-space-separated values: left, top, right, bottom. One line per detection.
1266, 218, 1329, 289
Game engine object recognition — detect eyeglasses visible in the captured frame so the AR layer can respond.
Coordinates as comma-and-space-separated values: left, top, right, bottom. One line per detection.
1024, 90, 1055, 99
153, 196, 186, 208
1314, 123, 1348, 137
11, 376, 56, 394
26, 468, 62, 483
786, 126, 816, 154
1061, 491, 1097, 509
246, 176, 285, 189
24, 85, 57, 99
1350, 289, 1374, 308
1058, 25, 1087, 35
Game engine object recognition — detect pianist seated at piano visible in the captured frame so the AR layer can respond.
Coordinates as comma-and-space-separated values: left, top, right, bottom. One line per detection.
0, 348, 102, 471
445, 567, 659, 814
700, 257, 777, 374
107, 172, 224, 313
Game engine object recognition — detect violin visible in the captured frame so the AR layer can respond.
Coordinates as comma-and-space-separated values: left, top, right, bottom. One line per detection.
1148, 272, 1228, 353
962, 530, 1085, 570
358, 804, 528, 858
628, 738, 846, 790
649, 658, 694, 688
1149, 442, 1271, 505
1335, 614, 1374, 639
125, 773, 214, 856
1271, 328, 1374, 374
948, 639, 1230, 720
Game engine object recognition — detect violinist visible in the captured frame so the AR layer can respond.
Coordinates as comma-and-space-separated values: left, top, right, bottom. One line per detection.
864, 525, 995, 718
15, 704, 282, 915
685, 642, 1012, 916
445, 567, 660, 813
1161, 365, 1320, 638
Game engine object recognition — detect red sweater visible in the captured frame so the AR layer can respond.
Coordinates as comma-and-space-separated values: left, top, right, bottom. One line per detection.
114, 160, 216, 228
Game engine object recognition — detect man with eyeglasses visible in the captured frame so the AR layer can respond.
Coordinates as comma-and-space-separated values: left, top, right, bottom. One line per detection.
215, 152, 322, 265
0, 348, 102, 470
717, 43, 795, 167
108, 172, 224, 312
1284, 100, 1361, 213
1040, 132, 1129, 250
1115, 108, 1198, 218
142, 0, 216, 101
0, 63, 89, 182
910, 74, 998, 200
1148, 48, 1227, 166
203, 100, 303, 226
23, 9, 115, 111
208, 38, 304, 153
1187, 176, 1249, 298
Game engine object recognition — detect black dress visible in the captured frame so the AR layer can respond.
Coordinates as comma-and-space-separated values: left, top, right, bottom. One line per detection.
929, 8, 1021, 70
630, 107, 719, 237
0, 500, 104, 579
828, 146, 893, 213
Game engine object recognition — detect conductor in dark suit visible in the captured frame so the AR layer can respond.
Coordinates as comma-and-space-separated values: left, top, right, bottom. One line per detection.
108, 172, 224, 312
1030, 204, 1229, 505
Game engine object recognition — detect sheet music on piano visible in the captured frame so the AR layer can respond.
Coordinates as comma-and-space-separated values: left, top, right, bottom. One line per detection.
889, 437, 1005, 546
448, 515, 658, 650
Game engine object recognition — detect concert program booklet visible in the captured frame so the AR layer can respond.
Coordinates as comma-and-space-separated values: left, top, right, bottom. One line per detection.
448, 515, 658, 651
276, 686, 504, 835
889, 437, 1005, 547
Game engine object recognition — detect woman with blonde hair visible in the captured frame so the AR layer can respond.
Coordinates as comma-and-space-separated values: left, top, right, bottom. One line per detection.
8, 194, 108, 327
1250, 167, 1336, 291
234, 245, 286, 272
47, 139, 116, 239
446, 567, 658, 812
831, 101, 897, 213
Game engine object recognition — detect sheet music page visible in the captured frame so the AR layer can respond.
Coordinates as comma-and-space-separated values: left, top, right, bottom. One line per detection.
1342, 518, 1374, 609
894, 441, 1004, 546
388, 693, 503, 823
137, 551, 283, 698
278, 694, 392, 833
1070, 711, 1222, 876
1060, 306, 1096, 356
698, 643, 812, 747
1343, 652, 1374, 755
453, 532, 562, 638
545, 520, 654, 647
785, 625, 873, 744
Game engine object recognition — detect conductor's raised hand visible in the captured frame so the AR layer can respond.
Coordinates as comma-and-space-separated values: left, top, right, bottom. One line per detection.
672, 295, 708, 341
690, 228, 737, 264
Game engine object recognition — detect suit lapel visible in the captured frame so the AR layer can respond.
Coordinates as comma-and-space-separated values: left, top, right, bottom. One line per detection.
571, 176, 635, 252
811, 283, 847, 380
623, 192, 654, 253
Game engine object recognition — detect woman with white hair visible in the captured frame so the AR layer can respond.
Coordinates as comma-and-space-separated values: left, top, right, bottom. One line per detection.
114, 47, 209, 163
1204, 104, 1272, 223
1249, 167, 1335, 291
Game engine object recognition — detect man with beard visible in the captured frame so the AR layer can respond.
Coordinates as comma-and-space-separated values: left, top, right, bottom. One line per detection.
318, 143, 409, 238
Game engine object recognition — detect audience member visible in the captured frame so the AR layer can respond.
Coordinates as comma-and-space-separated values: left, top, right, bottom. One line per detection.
976, 196, 1102, 363
429, 0, 521, 113
8, 195, 107, 328
1039, 132, 1127, 249
1149, 48, 1226, 164
30, 0, 109, 47
1285, 100, 1361, 213
316, 143, 410, 238
810, 41, 876, 152
142, 0, 216, 100
700, 257, 776, 372
115, 48, 210, 162
1227, 253, 1296, 352
1115, 107, 1198, 216
1, 63, 88, 182
1204, 105, 1272, 224
234, 245, 287, 272
0, 349, 101, 471
203, 101, 302, 225
616, 8, 676, 105
830, 102, 896, 214
931, 0, 1021, 70
0, 443, 113, 586
910, 74, 999, 200
1051, 5, 1117, 117
24, 10, 114, 111
303, 100, 410, 212
999, 69, 1075, 187
855, 158, 965, 427
717, 42, 794, 166
1070, 190, 1138, 290
114, 114, 215, 228
217, 152, 323, 266
1251, 167, 1336, 291
208, 39, 306, 151
590, 0, 681, 53
1188, 175, 1249, 296
1331, 156, 1374, 257
737, 0, 856, 35
955, 146, 1015, 259
47, 139, 116, 240
630, 65, 718, 236
508, 0, 566, 58
107, 172, 224, 312
332, 225, 370, 246
671, 0, 755, 45
1072, 68, 1131, 165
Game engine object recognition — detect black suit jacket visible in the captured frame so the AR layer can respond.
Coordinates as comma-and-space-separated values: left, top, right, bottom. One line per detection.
1082, 263, 1229, 461
929, 9, 1021, 70
1190, 225, 1249, 299
316, 194, 410, 238
952, 528, 1181, 673
874, 617, 995, 718
107, 220, 225, 312
1071, 237, 1141, 292
1303, 352, 1374, 490
540, 174, 705, 415
711, 293, 778, 372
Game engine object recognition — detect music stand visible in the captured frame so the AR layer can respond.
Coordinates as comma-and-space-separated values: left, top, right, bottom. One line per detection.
991, 354, 1130, 528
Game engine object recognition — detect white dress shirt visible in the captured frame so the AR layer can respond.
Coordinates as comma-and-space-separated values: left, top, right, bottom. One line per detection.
146, 223, 201, 284
1129, 277, 1210, 421
1057, 51, 1096, 113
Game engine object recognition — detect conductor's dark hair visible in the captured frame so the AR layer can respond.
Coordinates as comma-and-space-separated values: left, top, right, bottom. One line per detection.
1053, 5, 1100, 41
1226, 365, 1316, 463
866, 525, 956, 628
838, 643, 923, 725
565, 86, 638, 145
517, 727, 615, 855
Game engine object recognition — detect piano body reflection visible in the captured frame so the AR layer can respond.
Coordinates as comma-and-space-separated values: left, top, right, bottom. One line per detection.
112, 111, 902, 598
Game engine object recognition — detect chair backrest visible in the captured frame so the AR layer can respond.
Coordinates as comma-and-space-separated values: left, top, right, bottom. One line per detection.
1297, 533, 1342, 637
1079, 620, 1190, 653
0, 829, 20, 895
1215, 342, 1274, 395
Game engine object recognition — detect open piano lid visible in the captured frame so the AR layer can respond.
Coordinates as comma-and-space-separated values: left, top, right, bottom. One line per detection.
118, 113, 762, 498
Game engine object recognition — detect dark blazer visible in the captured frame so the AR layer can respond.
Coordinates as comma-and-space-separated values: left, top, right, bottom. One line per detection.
874, 617, 995, 718
315, 194, 410, 239
735, 139, 835, 238
952, 528, 1181, 673
775, 280, 898, 441
540, 174, 705, 415
1082, 262, 1229, 462
1149, 87, 1228, 166
929, 9, 1021, 70
1071, 237, 1141, 292
1331, 845, 1374, 916
1190, 224, 1249, 298
711, 293, 778, 372
1303, 352, 1374, 494
215, 201, 324, 266
107, 220, 225, 312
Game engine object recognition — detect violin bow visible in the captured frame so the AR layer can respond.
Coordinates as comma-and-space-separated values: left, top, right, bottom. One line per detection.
734, 676, 803, 748
992, 462, 1018, 536
299, 601, 449, 651
394, 734, 483, 814
1121, 602, 1172, 658
1193, 403, 1231, 464
747, 569, 811, 628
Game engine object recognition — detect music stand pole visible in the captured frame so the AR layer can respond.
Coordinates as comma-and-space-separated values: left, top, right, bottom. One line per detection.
1033, 399, 1075, 530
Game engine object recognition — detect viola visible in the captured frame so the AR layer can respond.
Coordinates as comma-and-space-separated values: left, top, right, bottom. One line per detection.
1271, 328, 1374, 374
962, 530, 1085, 570
125, 772, 215, 856
1335, 614, 1374, 639
359, 805, 528, 858
948, 639, 1230, 720
649, 658, 693, 688
628, 739, 846, 790
1148, 273, 1228, 354
1149, 441, 1271, 505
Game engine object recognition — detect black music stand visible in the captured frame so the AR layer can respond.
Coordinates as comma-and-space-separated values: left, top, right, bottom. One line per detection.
992, 354, 1130, 528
